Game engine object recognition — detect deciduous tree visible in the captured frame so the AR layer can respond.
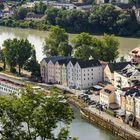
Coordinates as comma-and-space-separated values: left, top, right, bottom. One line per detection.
0, 87, 76, 140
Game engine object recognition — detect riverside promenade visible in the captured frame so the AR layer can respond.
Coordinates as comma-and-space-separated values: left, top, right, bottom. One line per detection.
54, 84, 140, 140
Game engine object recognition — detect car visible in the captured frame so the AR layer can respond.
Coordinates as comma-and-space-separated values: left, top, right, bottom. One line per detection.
91, 104, 96, 108
89, 101, 96, 105
83, 97, 90, 102
80, 94, 89, 100
85, 98, 91, 103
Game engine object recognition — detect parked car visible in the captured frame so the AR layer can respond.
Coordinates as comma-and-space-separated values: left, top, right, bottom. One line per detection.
91, 104, 96, 108
88, 100, 96, 105
79, 94, 89, 100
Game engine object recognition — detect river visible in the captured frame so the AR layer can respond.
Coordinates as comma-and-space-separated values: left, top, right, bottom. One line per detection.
69, 105, 122, 140
0, 26, 138, 140
0, 26, 140, 62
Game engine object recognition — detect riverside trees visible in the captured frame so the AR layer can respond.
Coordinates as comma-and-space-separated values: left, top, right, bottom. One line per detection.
2, 38, 33, 75
0, 86, 76, 140
43, 26, 72, 56
43, 26, 119, 62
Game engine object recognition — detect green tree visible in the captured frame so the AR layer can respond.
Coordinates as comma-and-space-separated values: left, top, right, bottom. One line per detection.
15, 7, 27, 20
16, 39, 33, 75
46, 7, 59, 25
89, 4, 119, 33
0, 86, 76, 140
71, 32, 119, 61
3, 39, 17, 72
71, 33, 93, 60
43, 26, 69, 56
0, 48, 6, 70
33, 1, 47, 14
58, 42, 72, 56
100, 34, 119, 62
24, 49, 40, 80
0, 2, 4, 10
3, 38, 33, 74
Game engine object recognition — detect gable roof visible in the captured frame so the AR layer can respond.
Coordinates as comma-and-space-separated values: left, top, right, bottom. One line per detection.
108, 62, 131, 73
43, 56, 71, 64
100, 84, 115, 96
125, 88, 140, 97
57, 58, 71, 65
78, 59, 101, 68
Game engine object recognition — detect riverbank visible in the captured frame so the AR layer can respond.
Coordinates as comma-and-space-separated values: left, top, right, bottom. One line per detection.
66, 94, 140, 140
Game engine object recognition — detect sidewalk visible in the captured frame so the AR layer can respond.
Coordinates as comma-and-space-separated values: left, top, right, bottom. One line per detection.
88, 106, 140, 138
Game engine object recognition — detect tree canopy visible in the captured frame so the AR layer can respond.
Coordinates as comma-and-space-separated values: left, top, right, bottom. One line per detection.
3, 38, 33, 74
0, 86, 76, 140
71, 33, 119, 62
14, 7, 27, 20
43, 26, 72, 56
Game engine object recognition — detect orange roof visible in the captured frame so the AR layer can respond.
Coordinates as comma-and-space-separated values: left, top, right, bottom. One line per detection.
100, 84, 115, 96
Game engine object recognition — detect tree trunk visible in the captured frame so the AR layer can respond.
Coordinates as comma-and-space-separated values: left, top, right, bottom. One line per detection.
3, 61, 6, 71
19, 65, 21, 75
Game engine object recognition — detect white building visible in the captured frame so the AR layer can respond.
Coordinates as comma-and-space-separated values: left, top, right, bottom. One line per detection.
0, 78, 24, 96
40, 56, 71, 83
55, 59, 71, 84
67, 59, 103, 89
135, 96, 140, 119
67, 59, 77, 88
40, 58, 49, 83
114, 64, 140, 106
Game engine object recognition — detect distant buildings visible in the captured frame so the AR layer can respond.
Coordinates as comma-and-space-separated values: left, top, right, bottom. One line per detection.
129, 47, 140, 64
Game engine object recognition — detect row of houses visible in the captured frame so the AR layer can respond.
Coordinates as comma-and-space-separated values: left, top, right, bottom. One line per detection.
40, 56, 103, 89
100, 62, 140, 126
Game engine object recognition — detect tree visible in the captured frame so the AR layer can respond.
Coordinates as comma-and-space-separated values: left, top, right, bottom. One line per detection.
3, 38, 33, 74
0, 48, 6, 70
0, 2, 4, 10
15, 7, 27, 20
71, 32, 119, 62
71, 33, 93, 60
58, 42, 72, 56
24, 49, 40, 80
89, 4, 119, 33
3, 39, 17, 72
100, 34, 119, 62
46, 7, 59, 25
33, 1, 47, 14
43, 26, 69, 56
16, 39, 33, 75
0, 86, 76, 140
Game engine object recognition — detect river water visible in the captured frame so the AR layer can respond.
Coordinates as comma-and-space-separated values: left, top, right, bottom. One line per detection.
0, 26, 138, 140
69, 106, 122, 140
0, 26, 140, 62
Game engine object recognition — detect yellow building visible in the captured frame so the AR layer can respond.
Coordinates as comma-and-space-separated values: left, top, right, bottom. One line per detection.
100, 84, 115, 108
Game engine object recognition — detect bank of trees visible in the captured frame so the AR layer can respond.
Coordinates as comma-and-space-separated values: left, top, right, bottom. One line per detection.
43, 26, 119, 62
0, 86, 76, 140
44, 4, 139, 36
0, 3, 139, 37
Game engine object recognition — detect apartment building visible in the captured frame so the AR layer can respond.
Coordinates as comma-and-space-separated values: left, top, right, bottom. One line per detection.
114, 64, 140, 106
